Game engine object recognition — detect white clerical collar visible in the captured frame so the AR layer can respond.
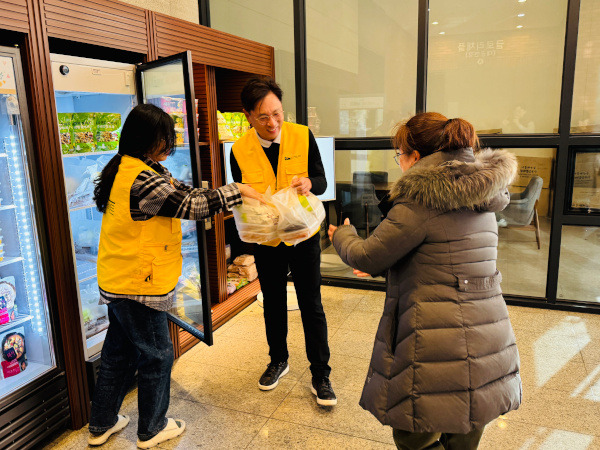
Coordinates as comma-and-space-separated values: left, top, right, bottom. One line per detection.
255, 128, 281, 148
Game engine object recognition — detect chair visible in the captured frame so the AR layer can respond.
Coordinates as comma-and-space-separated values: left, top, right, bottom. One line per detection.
353, 171, 389, 200
496, 176, 544, 249
343, 183, 381, 237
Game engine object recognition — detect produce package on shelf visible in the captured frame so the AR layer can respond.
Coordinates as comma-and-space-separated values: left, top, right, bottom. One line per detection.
232, 189, 280, 245
226, 276, 249, 295
0, 276, 17, 325
228, 254, 258, 284
66, 155, 110, 209
233, 254, 254, 266
271, 186, 326, 246
95, 113, 121, 151
57, 113, 73, 154
72, 113, 96, 153
216, 110, 234, 140
1, 326, 27, 378
80, 287, 108, 338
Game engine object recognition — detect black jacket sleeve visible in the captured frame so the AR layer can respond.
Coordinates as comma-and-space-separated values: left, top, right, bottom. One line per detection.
307, 129, 327, 195
230, 149, 242, 183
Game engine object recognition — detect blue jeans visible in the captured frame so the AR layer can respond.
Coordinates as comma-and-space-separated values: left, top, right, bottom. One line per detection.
89, 299, 174, 441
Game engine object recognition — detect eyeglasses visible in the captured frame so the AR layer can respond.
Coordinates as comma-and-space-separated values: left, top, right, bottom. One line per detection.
253, 110, 284, 126
393, 151, 404, 165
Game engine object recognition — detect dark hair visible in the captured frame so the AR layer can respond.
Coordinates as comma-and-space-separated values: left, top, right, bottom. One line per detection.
241, 76, 283, 112
392, 112, 479, 158
93, 103, 176, 213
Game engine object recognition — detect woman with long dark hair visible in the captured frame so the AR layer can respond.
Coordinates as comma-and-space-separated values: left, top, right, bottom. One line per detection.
87, 104, 262, 448
329, 112, 521, 449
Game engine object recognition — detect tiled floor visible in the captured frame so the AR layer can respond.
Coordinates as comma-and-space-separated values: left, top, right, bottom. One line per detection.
46, 286, 600, 449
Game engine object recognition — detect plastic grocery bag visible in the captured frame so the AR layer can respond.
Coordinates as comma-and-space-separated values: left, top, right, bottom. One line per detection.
232, 187, 281, 246
271, 187, 326, 246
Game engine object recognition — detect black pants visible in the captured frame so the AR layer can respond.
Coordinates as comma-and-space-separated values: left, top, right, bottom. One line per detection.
254, 233, 331, 378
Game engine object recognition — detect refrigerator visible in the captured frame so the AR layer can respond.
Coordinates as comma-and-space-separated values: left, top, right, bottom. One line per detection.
50, 52, 213, 368
0, 47, 65, 444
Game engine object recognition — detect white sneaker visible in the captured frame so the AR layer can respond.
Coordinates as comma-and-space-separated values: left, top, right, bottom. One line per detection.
137, 418, 186, 449
88, 414, 130, 446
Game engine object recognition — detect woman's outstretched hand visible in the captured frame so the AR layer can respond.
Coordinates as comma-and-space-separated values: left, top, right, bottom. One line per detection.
236, 183, 266, 204
328, 218, 350, 240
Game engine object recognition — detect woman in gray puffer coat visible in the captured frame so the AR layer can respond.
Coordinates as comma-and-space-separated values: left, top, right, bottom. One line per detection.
329, 112, 522, 450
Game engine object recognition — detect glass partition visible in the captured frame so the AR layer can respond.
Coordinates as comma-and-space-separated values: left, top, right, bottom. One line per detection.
427, 0, 568, 134
496, 148, 555, 298
306, 0, 418, 137
557, 226, 600, 303
570, 150, 600, 211
572, 0, 600, 133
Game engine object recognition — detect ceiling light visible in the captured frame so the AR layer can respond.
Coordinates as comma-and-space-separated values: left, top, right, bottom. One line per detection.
518, 0, 526, 3
516, 25, 523, 28
432, 21, 439, 25
439, 31, 445, 35
518, 13, 525, 17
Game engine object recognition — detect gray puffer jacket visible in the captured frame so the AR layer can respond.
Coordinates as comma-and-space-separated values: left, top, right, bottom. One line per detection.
332, 148, 522, 434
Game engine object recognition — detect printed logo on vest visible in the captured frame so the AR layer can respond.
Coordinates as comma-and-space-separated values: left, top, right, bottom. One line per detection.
284, 155, 301, 161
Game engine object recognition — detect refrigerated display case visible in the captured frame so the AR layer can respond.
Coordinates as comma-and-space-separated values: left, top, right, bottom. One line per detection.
51, 52, 213, 366
0, 47, 60, 416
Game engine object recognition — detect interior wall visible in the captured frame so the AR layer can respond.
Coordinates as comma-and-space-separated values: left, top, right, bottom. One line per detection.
118, 0, 199, 24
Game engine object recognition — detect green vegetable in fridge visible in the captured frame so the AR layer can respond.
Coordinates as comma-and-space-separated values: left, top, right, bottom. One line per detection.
72, 113, 95, 153
57, 113, 73, 154
95, 113, 121, 151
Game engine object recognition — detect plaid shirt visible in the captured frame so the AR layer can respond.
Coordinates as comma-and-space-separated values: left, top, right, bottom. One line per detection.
100, 156, 242, 311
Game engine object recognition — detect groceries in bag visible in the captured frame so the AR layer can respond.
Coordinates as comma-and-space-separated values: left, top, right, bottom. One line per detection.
271, 187, 325, 246
233, 186, 325, 246
232, 189, 280, 245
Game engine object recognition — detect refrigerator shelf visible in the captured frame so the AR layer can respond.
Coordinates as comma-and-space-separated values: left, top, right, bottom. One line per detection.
0, 362, 53, 398
0, 314, 34, 333
62, 151, 118, 158
69, 204, 95, 212
0, 153, 7, 157
79, 274, 97, 283
0, 256, 24, 268
0, 204, 16, 211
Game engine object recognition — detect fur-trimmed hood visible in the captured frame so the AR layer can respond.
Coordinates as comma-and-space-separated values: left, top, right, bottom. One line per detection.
389, 148, 517, 212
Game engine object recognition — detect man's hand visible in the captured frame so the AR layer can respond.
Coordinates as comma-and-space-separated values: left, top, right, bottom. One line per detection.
236, 183, 266, 204
291, 176, 312, 195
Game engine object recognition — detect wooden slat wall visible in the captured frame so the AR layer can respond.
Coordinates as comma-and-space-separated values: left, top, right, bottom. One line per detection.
24, 0, 90, 430
145, 10, 157, 60
42, 0, 148, 54
0, 0, 29, 33
215, 68, 256, 112
197, 65, 228, 304
154, 14, 273, 76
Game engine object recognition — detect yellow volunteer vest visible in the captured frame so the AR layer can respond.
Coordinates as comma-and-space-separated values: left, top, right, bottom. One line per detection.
232, 122, 319, 247
97, 155, 182, 295
232, 121, 309, 194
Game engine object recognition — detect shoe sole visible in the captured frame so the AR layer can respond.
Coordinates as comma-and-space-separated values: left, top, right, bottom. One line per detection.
258, 365, 289, 391
137, 419, 186, 449
88, 415, 130, 446
311, 385, 338, 406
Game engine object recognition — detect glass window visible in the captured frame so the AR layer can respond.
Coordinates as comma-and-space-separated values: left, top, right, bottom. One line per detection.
427, 0, 568, 134
210, 1, 296, 120
571, 150, 600, 211
572, 0, 600, 132
557, 225, 600, 303
306, 0, 418, 137
496, 148, 555, 298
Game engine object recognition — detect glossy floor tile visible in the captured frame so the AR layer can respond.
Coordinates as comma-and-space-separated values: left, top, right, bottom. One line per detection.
44, 287, 600, 449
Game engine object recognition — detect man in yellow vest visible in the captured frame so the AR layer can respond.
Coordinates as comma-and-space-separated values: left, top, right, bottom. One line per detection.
231, 76, 336, 406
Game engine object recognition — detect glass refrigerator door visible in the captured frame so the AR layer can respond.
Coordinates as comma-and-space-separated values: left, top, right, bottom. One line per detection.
51, 54, 138, 359
0, 49, 55, 398
136, 51, 213, 343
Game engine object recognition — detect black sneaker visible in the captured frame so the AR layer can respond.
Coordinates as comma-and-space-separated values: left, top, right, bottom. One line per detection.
311, 377, 337, 406
258, 362, 289, 391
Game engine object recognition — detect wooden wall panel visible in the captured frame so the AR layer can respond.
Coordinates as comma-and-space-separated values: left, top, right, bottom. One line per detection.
145, 10, 157, 60
155, 14, 273, 76
42, 0, 148, 54
25, 0, 89, 430
0, 0, 29, 33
